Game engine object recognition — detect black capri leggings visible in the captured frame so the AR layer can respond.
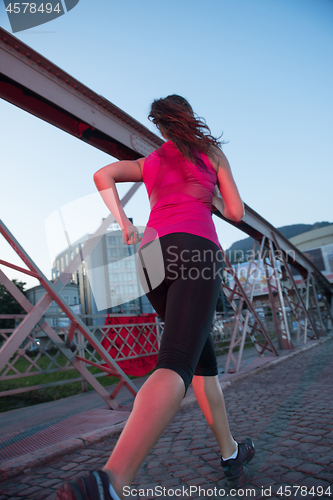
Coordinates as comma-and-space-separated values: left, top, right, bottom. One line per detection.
138, 232, 223, 393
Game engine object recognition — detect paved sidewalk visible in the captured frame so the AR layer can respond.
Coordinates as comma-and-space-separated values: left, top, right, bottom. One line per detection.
1, 337, 333, 499
0, 342, 286, 471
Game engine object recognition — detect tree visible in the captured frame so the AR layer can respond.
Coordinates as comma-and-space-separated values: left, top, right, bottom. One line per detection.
0, 280, 26, 329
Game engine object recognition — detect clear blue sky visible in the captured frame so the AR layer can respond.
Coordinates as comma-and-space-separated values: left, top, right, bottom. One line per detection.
1, 0, 332, 289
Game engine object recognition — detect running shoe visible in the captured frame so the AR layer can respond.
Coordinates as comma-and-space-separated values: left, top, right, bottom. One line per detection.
220, 437, 255, 488
56, 469, 113, 499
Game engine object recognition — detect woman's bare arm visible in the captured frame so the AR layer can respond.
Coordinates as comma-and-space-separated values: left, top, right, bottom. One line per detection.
93, 158, 145, 244
211, 148, 244, 222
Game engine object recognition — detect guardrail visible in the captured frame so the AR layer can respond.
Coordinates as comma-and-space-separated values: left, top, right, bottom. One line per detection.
0, 316, 162, 399
0, 313, 290, 402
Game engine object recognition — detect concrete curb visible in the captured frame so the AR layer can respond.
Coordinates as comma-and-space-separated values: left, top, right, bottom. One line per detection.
0, 422, 128, 481
179, 336, 333, 410
218, 335, 333, 388
1, 335, 332, 481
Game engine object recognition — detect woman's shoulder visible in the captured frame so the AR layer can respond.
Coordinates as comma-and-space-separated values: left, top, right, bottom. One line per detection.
206, 146, 230, 173
203, 146, 221, 174
140, 148, 161, 177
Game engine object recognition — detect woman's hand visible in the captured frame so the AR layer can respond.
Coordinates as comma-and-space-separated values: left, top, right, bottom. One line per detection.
123, 224, 141, 245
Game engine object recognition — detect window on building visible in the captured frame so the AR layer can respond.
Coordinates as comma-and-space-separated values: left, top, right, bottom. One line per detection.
70, 251, 74, 260
61, 257, 64, 272
56, 260, 60, 271
65, 254, 69, 266
52, 318, 58, 327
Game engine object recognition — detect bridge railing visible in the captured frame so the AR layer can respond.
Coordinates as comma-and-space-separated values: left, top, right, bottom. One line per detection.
0, 310, 303, 402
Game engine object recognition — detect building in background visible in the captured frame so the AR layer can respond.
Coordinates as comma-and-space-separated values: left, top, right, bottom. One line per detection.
289, 224, 333, 284
51, 221, 154, 323
226, 224, 333, 313
25, 281, 80, 346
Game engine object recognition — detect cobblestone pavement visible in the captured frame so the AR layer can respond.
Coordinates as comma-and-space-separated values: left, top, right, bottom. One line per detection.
0, 338, 332, 500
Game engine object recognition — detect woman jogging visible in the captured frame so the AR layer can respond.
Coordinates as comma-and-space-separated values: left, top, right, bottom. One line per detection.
57, 95, 255, 500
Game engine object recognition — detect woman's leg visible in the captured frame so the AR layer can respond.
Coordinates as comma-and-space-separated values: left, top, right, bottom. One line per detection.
103, 235, 224, 497
104, 368, 185, 499
105, 235, 228, 498
193, 334, 237, 459
192, 374, 237, 459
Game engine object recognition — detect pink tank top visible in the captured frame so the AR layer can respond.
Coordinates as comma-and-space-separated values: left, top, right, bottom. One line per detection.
139, 141, 220, 250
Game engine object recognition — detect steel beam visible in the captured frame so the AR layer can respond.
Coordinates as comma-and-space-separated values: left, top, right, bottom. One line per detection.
221, 243, 278, 373
271, 232, 320, 342
0, 27, 163, 159
0, 268, 117, 408
228, 207, 332, 296
0, 188, 142, 405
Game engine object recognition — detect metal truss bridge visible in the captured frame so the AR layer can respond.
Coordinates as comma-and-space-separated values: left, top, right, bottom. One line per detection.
1, 27, 332, 408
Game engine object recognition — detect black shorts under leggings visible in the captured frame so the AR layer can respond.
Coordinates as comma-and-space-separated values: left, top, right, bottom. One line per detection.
138, 232, 223, 393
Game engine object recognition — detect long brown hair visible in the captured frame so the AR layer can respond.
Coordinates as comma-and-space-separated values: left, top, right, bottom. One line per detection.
148, 95, 224, 167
